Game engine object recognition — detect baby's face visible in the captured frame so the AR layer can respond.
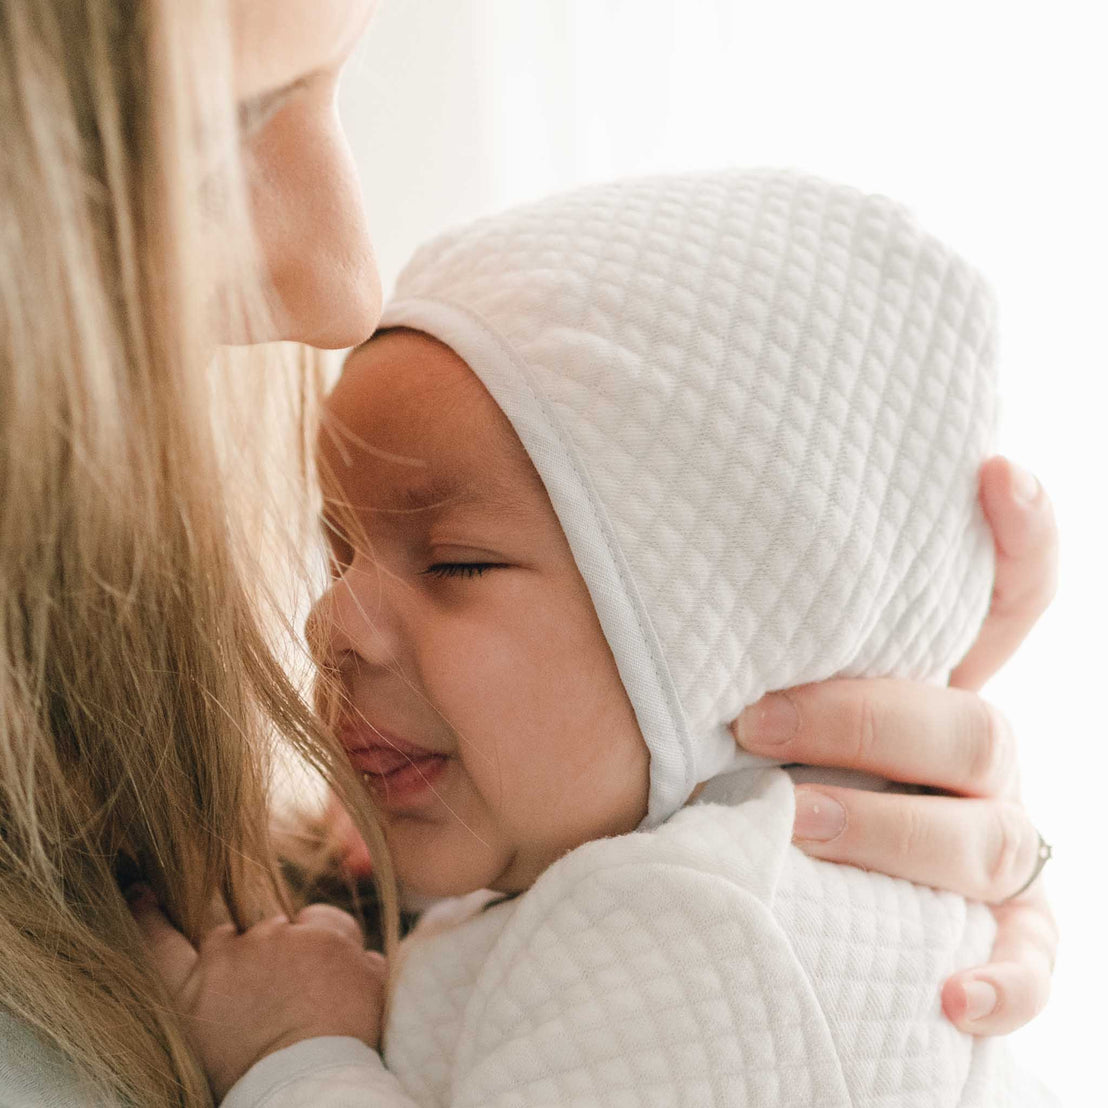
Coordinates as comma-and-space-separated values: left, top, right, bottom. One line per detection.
309, 330, 649, 897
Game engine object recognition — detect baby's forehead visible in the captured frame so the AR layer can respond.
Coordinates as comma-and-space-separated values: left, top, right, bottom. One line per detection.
323, 330, 547, 515
328, 331, 493, 448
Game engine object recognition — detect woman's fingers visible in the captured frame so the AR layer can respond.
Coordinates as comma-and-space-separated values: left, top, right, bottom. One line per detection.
734, 680, 1017, 798
950, 457, 1059, 692
942, 884, 1058, 1034
790, 786, 1045, 904
129, 889, 199, 996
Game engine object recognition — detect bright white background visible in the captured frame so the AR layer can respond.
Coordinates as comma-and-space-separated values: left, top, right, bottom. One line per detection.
339, 1, 1105, 1100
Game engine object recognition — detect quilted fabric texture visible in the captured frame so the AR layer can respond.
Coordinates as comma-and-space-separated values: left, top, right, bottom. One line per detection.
384, 770, 1052, 1108
380, 168, 998, 824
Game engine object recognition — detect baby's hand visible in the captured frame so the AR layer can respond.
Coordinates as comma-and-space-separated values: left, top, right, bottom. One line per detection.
131, 892, 387, 1101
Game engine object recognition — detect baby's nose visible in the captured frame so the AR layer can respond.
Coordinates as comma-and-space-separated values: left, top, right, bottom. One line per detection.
306, 568, 403, 670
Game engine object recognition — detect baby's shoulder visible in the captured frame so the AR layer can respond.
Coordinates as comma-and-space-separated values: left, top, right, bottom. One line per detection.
529, 764, 798, 907
387, 892, 519, 1100
389, 767, 797, 1039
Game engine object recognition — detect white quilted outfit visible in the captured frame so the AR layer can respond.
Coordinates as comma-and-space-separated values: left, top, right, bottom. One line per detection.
220, 170, 1057, 1108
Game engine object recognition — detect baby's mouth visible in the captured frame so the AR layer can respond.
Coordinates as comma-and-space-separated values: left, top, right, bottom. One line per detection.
350, 745, 428, 775
339, 725, 450, 806
354, 750, 450, 805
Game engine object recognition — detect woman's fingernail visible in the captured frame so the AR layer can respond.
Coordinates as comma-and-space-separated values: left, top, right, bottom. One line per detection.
793, 790, 846, 841
961, 980, 999, 1022
737, 693, 799, 747
1010, 464, 1040, 507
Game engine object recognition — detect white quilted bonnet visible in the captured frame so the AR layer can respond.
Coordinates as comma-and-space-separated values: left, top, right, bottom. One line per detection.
380, 168, 998, 827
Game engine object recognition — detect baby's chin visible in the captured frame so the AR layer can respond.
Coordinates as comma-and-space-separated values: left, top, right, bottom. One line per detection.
390, 816, 636, 899
391, 832, 521, 901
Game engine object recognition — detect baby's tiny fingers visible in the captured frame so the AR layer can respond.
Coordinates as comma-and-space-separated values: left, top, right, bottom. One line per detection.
129, 890, 199, 995
324, 791, 375, 877
791, 787, 1045, 904
295, 903, 366, 947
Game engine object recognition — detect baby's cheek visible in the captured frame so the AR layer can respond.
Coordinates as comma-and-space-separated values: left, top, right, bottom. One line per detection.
421, 587, 647, 877
423, 615, 534, 721
551, 717, 650, 839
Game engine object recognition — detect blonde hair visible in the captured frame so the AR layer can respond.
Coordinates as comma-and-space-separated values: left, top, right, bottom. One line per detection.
0, 1, 395, 1105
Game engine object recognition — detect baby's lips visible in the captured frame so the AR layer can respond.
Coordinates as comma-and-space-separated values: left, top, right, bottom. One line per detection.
349, 746, 418, 775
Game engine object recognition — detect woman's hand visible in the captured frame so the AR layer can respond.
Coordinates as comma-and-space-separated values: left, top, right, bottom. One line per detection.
733, 456, 1059, 1035
131, 892, 387, 1101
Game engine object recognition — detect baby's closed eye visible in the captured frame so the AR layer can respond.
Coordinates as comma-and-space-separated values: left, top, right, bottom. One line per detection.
422, 562, 506, 580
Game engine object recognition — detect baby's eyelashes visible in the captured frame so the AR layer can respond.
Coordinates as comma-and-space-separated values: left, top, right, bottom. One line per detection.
422, 562, 505, 580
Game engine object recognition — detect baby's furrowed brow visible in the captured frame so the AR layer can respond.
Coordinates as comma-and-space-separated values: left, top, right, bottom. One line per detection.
385, 476, 486, 512
381, 477, 540, 529
395, 479, 472, 514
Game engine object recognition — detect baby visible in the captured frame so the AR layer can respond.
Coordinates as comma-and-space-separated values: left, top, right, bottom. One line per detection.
311, 169, 1053, 1106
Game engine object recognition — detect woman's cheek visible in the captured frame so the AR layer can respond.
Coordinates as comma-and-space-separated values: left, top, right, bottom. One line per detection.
248, 99, 380, 348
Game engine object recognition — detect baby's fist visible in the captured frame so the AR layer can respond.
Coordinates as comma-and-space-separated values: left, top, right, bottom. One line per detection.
132, 895, 388, 1100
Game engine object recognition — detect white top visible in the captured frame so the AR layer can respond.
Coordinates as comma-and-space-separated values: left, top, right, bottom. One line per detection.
235, 769, 1055, 1107
380, 769, 1044, 1108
